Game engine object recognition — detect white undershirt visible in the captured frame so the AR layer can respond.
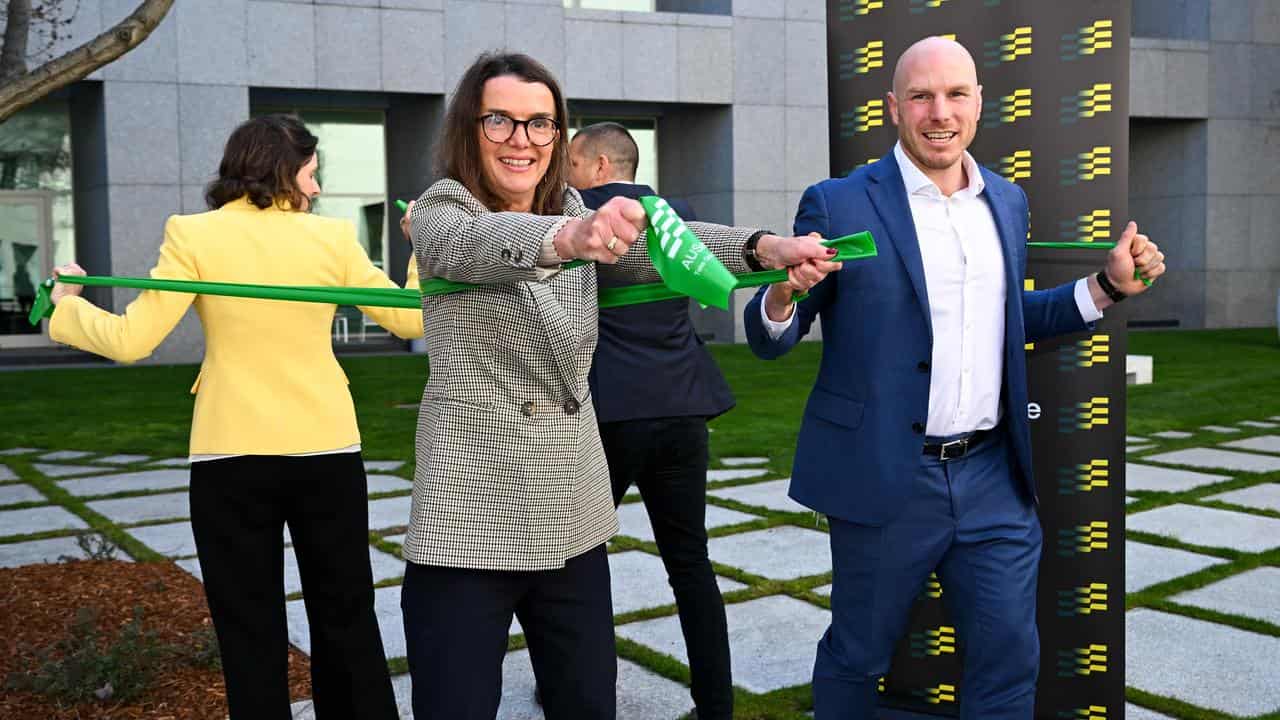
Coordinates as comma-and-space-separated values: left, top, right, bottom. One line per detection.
762, 142, 1103, 435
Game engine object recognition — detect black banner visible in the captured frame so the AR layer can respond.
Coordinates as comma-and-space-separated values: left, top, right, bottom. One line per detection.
824, 1, 1129, 718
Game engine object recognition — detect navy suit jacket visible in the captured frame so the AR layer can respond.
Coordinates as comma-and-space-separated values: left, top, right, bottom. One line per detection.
580, 182, 735, 423
745, 154, 1090, 524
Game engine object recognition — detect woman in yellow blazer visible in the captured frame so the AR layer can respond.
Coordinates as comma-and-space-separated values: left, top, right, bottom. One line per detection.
48, 114, 420, 720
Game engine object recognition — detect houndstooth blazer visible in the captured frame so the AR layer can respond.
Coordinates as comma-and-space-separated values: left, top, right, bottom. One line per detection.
402, 178, 756, 571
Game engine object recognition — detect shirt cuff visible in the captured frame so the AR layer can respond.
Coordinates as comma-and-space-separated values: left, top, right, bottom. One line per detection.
1074, 276, 1104, 323
760, 286, 795, 339
534, 217, 574, 281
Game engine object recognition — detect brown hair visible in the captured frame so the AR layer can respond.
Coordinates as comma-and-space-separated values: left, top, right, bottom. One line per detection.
205, 114, 318, 211
436, 52, 568, 215
573, 121, 639, 181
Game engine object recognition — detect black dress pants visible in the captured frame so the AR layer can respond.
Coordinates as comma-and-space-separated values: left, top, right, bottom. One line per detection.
599, 416, 734, 720
401, 544, 616, 720
189, 452, 397, 720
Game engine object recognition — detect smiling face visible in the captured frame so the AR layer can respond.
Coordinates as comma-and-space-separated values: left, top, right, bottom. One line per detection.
477, 75, 557, 212
887, 38, 982, 187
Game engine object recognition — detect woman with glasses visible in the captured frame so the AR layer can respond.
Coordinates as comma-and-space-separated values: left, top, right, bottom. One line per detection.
399, 52, 840, 719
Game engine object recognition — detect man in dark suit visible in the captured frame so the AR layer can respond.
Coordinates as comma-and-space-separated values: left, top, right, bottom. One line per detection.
744, 38, 1166, 719
569, 122, 736, 720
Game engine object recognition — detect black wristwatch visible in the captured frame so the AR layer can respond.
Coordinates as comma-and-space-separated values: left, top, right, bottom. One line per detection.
1095, 270, 1126, 303
744, 230, 771, 272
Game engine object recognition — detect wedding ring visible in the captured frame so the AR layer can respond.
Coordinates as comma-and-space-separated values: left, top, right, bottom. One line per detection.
606, 236, 619, 252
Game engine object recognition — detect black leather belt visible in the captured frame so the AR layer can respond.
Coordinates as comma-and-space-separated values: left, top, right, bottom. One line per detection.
923, 429, 991, 461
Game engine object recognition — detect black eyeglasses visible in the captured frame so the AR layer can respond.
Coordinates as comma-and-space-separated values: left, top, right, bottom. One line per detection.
477, 113, 560, 147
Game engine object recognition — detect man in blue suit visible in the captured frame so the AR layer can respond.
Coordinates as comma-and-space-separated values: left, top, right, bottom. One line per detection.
569, 122, 737, 720
744, 38, 1166, 719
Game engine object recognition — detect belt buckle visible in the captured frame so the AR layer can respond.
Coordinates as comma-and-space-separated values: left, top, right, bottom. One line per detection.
939, 437, 968, 461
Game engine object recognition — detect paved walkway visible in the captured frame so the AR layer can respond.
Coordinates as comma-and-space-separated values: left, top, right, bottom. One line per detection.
3, 420, 1279, 718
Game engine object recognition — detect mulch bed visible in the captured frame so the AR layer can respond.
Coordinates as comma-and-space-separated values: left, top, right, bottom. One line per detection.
0, 559, 311, 720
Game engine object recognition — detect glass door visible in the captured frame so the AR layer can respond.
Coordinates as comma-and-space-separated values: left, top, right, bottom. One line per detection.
0, 192, 53, 348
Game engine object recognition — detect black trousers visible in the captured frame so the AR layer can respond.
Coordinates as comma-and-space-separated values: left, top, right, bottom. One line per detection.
189, 453, 397, 720
401, 545, 616, 720
599, 416, 734, 720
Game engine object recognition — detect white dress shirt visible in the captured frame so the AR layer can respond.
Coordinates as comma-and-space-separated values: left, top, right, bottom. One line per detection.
763, 142, 1103, 436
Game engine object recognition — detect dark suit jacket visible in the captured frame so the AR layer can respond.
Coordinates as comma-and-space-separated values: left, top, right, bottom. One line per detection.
579, 182, 735, 424
744, 154, 1091, 524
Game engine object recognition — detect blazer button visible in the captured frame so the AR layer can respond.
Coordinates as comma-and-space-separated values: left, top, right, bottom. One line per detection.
563, 398, 580, 415
501, 248, 512, 261
917, 361, 930, 372
912, 422, 925, 434
520, 401, 536, 417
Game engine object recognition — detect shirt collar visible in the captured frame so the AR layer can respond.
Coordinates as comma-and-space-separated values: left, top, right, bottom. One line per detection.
892, 141, 985, 198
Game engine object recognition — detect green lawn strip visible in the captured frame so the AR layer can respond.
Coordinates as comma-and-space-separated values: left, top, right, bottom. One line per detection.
1144, 598, 1280, 639
1123, 529, 1249, 561
9, 459, 164, 562
1189, 499, 1280, 520
1126, 553, 1277, 607
1124, 687, 1243, 720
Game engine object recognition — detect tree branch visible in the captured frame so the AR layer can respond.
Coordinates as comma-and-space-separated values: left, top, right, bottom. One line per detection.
1, 0, 33, 81
0, 0, 174, 123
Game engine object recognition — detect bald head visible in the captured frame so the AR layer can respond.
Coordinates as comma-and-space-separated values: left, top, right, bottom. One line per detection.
892, 36, 978, 96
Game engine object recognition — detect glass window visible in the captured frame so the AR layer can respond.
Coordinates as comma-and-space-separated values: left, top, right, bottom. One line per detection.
564, 0, 654, 11
568, 116, 659, 192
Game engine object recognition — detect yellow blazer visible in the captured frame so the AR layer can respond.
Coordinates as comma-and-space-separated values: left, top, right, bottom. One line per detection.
50, 197, 424, 456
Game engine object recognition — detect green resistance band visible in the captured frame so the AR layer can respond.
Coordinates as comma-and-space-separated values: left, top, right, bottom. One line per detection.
1027, 241, 1153, 287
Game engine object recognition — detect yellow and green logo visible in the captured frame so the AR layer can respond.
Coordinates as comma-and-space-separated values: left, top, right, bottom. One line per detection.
838, 0, 884, 20
1057, 459, 1110, 495
982, 88, 1032, 128
914, 683, 958, 705
1058, 396, 1109, 432
1057, 644, 1108, 678
909, 625, 957, 657
853, 99, 885, 132
1059, 208, 1112, 243
1058, 706, 1109, 720
909, 0, 949, 13
1060, 147, 1112, 186
983, 26, 1032, 67
855, 40, 885, 74
999, 149, 1032, 182
1059, 333, 1111, 370
1061, 82, 1114, 124
1057, 582, 1108, 617
1057, 520, 1110, 557
1060, 19, 1114, 60
925, 571, 944, 599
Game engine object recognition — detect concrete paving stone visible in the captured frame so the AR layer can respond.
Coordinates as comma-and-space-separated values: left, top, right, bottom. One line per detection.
1172, 567, 1280, 627
126, 521, 197, 557
1127, 504, 1280, 553
368, 495, 411, 531
57, 469, 190, 496
1125, 703, 1176, 720
1125, 541, 1227, 593
33, 462, 111, 478
1271, 416, 1280, 422
492, 648, 695, 720
812, 584, 831, 596
87, 491, 189, 525
364, 460, 405, 472
1128, 444, 1156, 453
1205, 483, 1280, 512
1126, 496, 1139, 505
96, 454, 151, 465
708, 526, 830, 580
618, 594, 830, 693
0, 448, 42, 455
720, 456, 769, 466
0, 466, 15, 481
149, 457, 190, 467
0, 505, 88, 537
38, 450, 95, 461
707, 478, 811, 514
1126, 436, 1149, 443
1126, 462, 1232, 492
288, 583, 404, 658
0, 535, 134, 568
1127, 608, 1280, 716
182, 546, 403, 596
0, 484, 42, 506
366, 474, 412, 495
1239, 420, 1279, 429
608, 551, 745, 615
1151, 431, 1193, 439
706, 468, 769, 482
1145, 447, 1280, 473
615, 501, 758, 543
1221, 434, 1280, 455
1200, 425, 1241, 434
